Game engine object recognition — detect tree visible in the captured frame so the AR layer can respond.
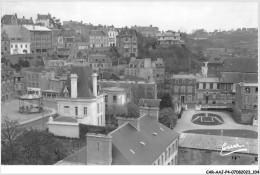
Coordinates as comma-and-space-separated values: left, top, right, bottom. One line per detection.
1, 117, 69, 165
159, 93, 173, 110
159, 107, 177, 129
125, 102, 139, 118
1, 116, 24, 164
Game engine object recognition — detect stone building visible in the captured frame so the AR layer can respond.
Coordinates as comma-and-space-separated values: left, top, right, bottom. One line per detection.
88, 54, 112, 73
170, 74, 197, 104
156, 31, 184, 46
108, 28, 118, 47
233, 82, 258, 125
131, 25, 159, 37
124, 57, 165, 82
116, 27, 138, 58
56, 98, 179, 165
35, 13, 53, 28
89, 30, 109, 48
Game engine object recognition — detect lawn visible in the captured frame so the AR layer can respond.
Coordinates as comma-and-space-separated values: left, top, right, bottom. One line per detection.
183, 129, 258, 139
191, 113, 224, 125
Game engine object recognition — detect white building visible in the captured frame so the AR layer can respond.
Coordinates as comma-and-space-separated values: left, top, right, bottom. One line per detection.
10, 41, 30, 55
48, 65, 106, 138
156, 31, 184, 45
108, 29, 118, 47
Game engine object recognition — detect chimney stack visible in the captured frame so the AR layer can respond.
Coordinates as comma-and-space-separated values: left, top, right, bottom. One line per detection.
86, 133, 112, 165
139, 98, 161, 121
70, 74, 78, 98
92, 72, 98, 96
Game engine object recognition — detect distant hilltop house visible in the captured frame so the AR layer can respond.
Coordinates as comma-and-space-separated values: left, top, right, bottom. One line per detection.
56, 98, 180, 165
35, 13, 54, 29
131, 25, 160, 38
116, 27, 138, 58
156, 30, 184, 46
1, 14, 34, 25
124, 57, 165, 82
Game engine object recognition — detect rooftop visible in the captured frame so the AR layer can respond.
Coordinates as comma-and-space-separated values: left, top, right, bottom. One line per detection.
102, 87, 127, 92
219, 57, 257, 73
22, 25, 51, 31
179, 133, 257, 155
54, 117, 77, 123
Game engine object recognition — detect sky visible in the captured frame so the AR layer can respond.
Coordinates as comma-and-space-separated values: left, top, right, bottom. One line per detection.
1, 1, 258, 33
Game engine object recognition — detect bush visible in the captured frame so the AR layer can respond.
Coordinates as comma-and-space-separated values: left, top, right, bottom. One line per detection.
79, 124, 116, 140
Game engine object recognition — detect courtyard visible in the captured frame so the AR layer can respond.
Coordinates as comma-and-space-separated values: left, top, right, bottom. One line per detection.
1, 99, 56, 125
175, 109, 258, 133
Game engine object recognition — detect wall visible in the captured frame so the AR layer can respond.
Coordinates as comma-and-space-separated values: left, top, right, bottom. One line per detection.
48, 121, 79, 138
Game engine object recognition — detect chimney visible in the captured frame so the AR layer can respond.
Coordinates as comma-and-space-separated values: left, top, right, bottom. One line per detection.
201, 62, 208, 78
139, 98, 161, 121
70, 74, 78, 98
117, 117, 140, 131
23, 16, 25, 19
92, 72, 98, 96
86, 133, 112, 165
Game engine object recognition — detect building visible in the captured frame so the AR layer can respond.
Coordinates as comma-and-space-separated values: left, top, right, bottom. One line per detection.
35, 14, 53, 28
1, 31, 10, 55
10, 41, 31, 54
56, 98, 179, 165
88, 54, 112, 72
22, 67, 55, 91
170, 74, 197, 104
98, 79, 157, 105
89, 30, 109, 48
1, 14, 33, 25
44, 59, 67, 68
1, 65, 15, 103
116, 27, 138, 58
108, 29, 118, 47
156, 31, 184, 46
124, 58, 165, 82
218, 58, 258, 106
1, 14, 18, 25
13, 72, 26, 97
131, 25, 159, 37
233, 82, 258, 125
22, 25, 53, 53
102, 87, 131, 115
54, 65, 106, 126
42, 75, 67, 98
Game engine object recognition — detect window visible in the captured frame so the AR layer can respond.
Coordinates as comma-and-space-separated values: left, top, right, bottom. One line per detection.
15, 45, 18, 48
75, 107, 78, 116
173, 95, 178, 102
188, 86, 192, 93
175, 79, 179, 84
11, 44, 13, 48
188, 95, 192, 102
84, 107, 87, 115
210, 83, 213, 89
255, 87, 258, 93
182, 79, 185, 84
21, 44, 23, 48
64, 106, 69, 114
97, 103, 99, 113
196, 83, 199, 89
113, 95, 117, 103
100, 102, 102, 112
25, 44, 27, 48
203, 83, 206, 89
174, 86, 179, 93
127, 93, 131, 99
181, 86, 186, 93
245, 96, 249, 103
105, 95, 108, 102
197, 93, 203, 100
217, 83, 220, 89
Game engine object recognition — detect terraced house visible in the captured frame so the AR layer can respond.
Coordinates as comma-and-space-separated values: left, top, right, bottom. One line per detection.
88, 54, 112, 72
89, 30, 109, 48
116, 27, 138, 58
170, 74, 197, 104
